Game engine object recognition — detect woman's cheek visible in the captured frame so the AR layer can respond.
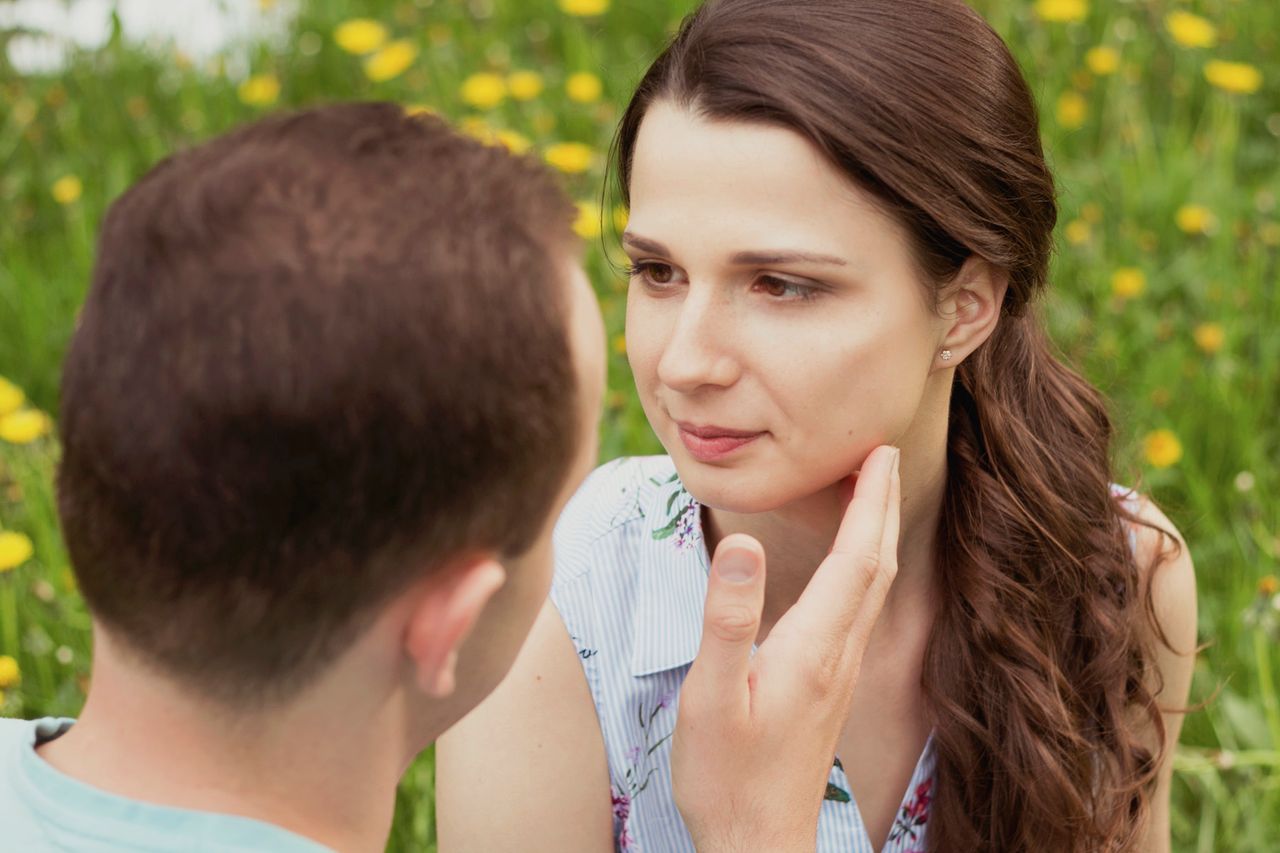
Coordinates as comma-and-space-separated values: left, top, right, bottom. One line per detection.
624, 301, 655, 389
625, 321, 667, 430
784, 359, 902, 459
626, 337, 660, 403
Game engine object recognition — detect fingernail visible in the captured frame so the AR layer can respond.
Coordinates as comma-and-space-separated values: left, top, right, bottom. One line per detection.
718, 548, 758, 583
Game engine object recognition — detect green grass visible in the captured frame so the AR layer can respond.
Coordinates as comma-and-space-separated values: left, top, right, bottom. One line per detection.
1, 1, 1278, 850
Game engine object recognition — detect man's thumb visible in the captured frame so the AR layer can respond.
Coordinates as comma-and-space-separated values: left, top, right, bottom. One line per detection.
687, 533, 766, 712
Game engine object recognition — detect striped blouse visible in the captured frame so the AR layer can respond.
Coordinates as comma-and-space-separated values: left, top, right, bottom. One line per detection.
550, 456, 937, 853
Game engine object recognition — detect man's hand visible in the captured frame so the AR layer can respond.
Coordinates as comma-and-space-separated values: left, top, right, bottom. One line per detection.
671, 444, 901, 852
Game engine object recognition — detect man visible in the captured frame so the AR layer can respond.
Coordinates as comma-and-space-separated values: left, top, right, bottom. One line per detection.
0, 103, 896, 852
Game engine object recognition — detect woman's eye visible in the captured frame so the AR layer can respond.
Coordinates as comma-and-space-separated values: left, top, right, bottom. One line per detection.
756, 275, 818, 301
648, 263, 674, 284
628, 261, 677, 286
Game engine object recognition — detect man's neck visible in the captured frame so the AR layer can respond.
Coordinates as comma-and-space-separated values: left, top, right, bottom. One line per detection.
36, 632, 412, 853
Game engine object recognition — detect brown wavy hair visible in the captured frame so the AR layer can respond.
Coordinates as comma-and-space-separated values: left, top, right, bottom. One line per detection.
613, 1, 1178, 849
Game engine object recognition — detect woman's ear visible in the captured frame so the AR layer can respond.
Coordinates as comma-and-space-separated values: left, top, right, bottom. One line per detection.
403, 556, 507, 697
934, 257, 1009, 369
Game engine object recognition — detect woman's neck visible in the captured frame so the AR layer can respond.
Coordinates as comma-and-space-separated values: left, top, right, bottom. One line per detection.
703, 438, 948, 642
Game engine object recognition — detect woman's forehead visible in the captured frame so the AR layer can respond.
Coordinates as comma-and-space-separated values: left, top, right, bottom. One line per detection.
628, 102, 907, 266
631, 102, 838, 204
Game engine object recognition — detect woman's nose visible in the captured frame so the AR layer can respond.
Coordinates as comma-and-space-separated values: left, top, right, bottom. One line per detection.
655, 289, 740, 393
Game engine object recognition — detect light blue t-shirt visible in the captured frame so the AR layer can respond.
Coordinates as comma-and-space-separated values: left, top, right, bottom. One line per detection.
0, 717, 333, 852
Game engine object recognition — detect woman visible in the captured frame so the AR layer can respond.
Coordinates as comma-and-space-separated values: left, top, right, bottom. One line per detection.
438, 0, 1197, 850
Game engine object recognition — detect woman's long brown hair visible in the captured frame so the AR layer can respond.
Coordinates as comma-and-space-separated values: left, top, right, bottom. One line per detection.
613, 1, 1178, 849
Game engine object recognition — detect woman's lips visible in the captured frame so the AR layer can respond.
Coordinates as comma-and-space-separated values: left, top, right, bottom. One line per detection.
676, 422, 764, 462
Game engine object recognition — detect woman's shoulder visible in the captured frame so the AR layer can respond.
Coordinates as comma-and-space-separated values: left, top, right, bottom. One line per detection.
1111, 486, 1197, 653
1110, 486, 1193, 577
552, 455, 679, 582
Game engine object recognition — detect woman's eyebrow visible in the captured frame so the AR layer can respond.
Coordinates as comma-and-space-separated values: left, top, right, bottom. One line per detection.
622, 232, 848, 267
729, 250, 847, 267
621, 232, 669, 255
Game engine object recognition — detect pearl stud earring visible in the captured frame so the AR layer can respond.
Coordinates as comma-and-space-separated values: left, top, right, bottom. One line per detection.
940, 349, 954, 361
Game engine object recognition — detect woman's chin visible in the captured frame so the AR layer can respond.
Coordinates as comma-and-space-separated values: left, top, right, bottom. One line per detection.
676, 465, 805, 516
671, 451, 859, 520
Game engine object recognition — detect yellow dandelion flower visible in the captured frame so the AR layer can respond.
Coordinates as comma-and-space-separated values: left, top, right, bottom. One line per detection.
566, 72, 603, 104
1111, 267, 1145, 299
51, 175, 82, 205
612, 334, 627, 356
1034, 0, 1087, 24
365, 40, 417, 83
1204, 60, 1262, 95
0, 532, 34, 573
545, 142, 594, 174
1081, 202, 1102, 223
1056, 91, 1087, 130
1176, 204, 1215, 235
238, 73, 280, 107
461, 72, 507, 109
573, 201, 602, 239
1064, 219, 1091, 245
459, 117, 497, 145
613, 204, 629, 233
1261, 575, 1280, 597
0, 410, 51, 444
558, 0, 609, 16
0, 377, 24, 416
495, 130, 532, 155
508, 70, 545, 101
1165, 11, 1216, 49
1193, 322, 1225, 354
333, 19, 388, 54
1142, 429, 1183, 469
1085, 46, 1120, 76
0, 655, 19, 688
404, 104, 436, 117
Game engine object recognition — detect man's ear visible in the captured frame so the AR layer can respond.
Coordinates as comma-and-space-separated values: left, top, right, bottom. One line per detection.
404, 556, 507, 698
934, 256, 1009, 369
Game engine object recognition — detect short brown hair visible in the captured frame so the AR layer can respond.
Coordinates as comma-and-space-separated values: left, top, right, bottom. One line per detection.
57, 102, 580, 704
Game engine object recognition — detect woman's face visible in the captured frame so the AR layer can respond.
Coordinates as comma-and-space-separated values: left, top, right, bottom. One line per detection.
624, 100, 950, 513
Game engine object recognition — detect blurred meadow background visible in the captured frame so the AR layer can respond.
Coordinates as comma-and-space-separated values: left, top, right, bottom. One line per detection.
0, 0, 1277, 849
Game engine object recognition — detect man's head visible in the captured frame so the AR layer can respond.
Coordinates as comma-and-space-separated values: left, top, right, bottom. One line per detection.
56, 103, 604, 723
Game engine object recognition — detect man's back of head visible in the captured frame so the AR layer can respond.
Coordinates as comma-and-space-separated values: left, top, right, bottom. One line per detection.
0, 101, 604, 853
58, 102, 582, 704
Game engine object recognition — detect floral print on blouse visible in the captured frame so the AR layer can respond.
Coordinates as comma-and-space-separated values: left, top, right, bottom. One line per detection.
550, 456, 937, 853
